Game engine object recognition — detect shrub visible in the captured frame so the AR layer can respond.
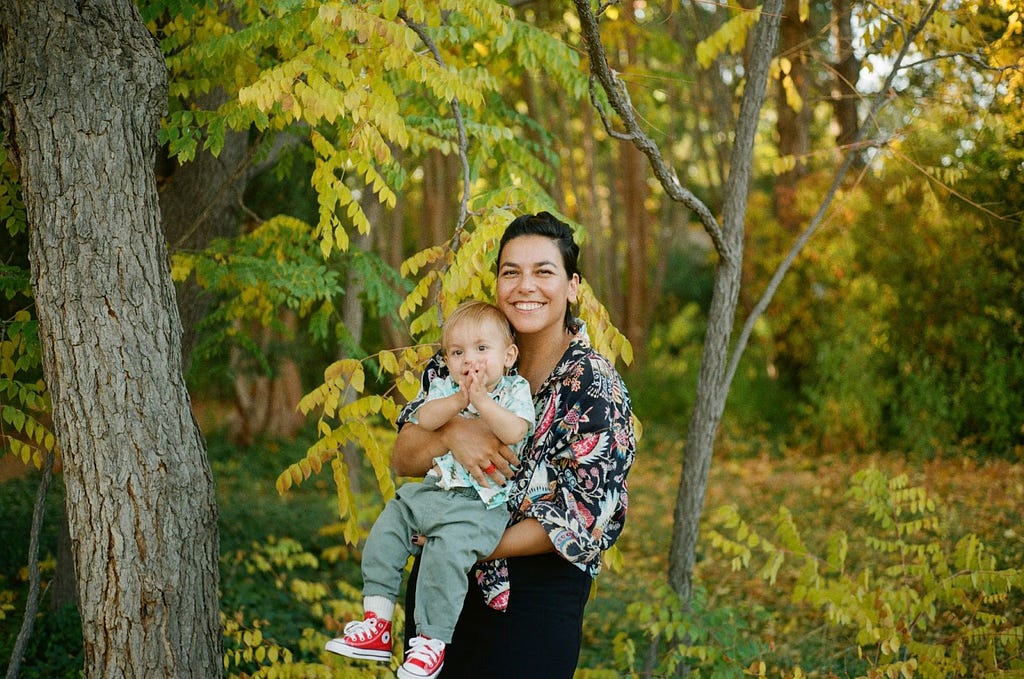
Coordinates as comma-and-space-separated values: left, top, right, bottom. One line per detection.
707, 467, 1024, 677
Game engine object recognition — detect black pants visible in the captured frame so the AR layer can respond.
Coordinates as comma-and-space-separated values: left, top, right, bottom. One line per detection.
404, 552, 592, 678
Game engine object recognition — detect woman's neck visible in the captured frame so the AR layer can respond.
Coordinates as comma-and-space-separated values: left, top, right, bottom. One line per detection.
516, 327, 572, 393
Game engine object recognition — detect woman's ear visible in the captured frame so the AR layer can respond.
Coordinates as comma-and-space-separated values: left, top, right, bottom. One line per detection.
568, 273, 580, 304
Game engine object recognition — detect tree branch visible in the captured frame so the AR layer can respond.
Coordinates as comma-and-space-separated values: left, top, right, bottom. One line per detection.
398, 11, 471, 239
399, 9, 473, 321
572, 0, 728, 258
5, 449, 55, 679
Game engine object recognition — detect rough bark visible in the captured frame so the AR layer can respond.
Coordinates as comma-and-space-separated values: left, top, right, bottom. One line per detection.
0, 1, 223, 676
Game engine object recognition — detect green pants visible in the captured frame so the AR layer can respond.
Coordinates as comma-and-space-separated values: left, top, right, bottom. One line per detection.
361, 475, 509, 642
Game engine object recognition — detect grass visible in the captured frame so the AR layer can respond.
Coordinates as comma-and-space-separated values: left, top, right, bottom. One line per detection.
2, 423, 1022, 677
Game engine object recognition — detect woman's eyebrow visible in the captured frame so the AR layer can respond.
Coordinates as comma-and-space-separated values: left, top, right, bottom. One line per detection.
500, 260, 558, 269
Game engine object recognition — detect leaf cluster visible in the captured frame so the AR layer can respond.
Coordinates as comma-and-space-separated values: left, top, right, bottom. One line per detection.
0, 141, 56, 471
707, 468, 1024, 677
151, 0, 586, 262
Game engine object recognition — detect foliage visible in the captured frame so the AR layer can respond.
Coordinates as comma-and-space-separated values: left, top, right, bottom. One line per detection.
612, 583, 768, 678
170, 214, 408, 387
0, 138, 56, 472
707, 467, 1024, 677
764, 154, 1024, 457
150, 0, 588, 258
282, 204, 633, 544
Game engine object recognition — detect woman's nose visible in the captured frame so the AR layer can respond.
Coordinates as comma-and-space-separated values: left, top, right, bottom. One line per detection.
515, 273, 536, 291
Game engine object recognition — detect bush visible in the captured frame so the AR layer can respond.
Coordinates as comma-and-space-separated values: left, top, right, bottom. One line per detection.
706, 467, 1024, 677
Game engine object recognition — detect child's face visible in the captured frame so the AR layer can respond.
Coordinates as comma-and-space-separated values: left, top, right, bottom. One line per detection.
443, 318, 518, 391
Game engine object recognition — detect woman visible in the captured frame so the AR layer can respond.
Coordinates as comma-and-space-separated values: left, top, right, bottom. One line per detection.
392, 211, 636, 678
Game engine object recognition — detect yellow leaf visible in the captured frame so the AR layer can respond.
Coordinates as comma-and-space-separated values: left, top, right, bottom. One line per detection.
398, 370, 421, 401
379, 350, 399, 374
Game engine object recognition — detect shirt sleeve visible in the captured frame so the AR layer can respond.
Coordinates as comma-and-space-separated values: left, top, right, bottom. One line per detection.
505, 376, 536, 429
396, 351, 448, 429
521, 352, 635, 571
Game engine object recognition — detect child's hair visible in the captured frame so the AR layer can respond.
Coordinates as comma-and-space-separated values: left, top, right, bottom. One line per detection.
440, 300, 514, 351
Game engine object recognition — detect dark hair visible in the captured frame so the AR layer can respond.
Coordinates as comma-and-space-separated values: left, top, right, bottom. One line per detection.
498, 211, 581, 332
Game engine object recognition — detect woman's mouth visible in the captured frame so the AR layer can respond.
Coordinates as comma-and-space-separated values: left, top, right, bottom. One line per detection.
513, 302, 543, 311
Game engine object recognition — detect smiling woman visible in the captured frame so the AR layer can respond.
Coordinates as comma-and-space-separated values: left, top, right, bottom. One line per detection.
391, 211, 636, 678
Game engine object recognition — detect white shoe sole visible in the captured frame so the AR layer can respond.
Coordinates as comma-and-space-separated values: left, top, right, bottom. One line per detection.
324, 639, 391, 662
396, 663, 443, 679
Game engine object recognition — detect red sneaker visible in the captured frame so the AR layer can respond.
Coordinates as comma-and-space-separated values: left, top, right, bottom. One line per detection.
397, 635, 445, 679
324, 612, 392, 661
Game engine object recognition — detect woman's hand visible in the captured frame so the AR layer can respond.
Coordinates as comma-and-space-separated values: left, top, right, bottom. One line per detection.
443, 416, 518, 486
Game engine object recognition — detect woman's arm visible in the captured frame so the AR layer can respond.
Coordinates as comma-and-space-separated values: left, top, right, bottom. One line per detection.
481, 518, 553, 561
391, 416, 520, 482
391, 423, 449, 477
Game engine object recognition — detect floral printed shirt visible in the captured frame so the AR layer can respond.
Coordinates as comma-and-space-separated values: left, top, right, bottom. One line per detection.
397, 322, 636, 611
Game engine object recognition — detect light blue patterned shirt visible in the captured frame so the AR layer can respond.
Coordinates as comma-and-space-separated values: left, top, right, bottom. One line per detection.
412, 374, 534, 509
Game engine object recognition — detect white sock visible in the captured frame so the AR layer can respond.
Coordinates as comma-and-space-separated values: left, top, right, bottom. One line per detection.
363, 595, 395, 621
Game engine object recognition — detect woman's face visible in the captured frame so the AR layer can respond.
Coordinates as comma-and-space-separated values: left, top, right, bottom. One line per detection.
496, 235, 579, 337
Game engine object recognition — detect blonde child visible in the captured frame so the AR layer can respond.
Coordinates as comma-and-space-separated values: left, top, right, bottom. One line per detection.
325, 300, 534, 679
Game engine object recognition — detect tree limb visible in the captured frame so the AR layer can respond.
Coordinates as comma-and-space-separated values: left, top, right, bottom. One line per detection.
399, 9, 473, 322
572, 0, 728, 258
5, 449, 54, 679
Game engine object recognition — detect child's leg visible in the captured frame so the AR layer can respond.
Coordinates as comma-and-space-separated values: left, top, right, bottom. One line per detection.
360, 482, 425, 603
414, 492, 508, 643
326, 484, 429, 662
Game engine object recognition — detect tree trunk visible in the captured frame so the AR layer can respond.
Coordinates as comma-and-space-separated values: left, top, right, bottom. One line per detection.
667, 0, 785, 602
831, 0, 861, 148
340, 204, 377, 495
621, 141, 650, 355
773, 0, 813, 230
227, 313, 305, 445
159, 90, 250, 370
1, 1, 223, 676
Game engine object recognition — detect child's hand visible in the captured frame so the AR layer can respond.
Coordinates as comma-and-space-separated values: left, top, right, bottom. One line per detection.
464, 370, 490, 406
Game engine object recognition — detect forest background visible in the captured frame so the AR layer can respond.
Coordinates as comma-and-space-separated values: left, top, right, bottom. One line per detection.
1, 0, 1023, 677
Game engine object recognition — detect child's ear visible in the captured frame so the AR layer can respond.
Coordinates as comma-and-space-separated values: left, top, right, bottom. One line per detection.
504, 343, 519, 369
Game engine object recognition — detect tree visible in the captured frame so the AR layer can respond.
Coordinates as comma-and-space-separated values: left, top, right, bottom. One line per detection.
0, 0, 222, 675
574, 0, 1020, 605
573, 0, 782, 604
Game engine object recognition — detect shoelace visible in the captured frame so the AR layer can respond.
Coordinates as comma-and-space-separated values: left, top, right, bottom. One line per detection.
344, 617, 382, 642
406, 636, 444, 668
